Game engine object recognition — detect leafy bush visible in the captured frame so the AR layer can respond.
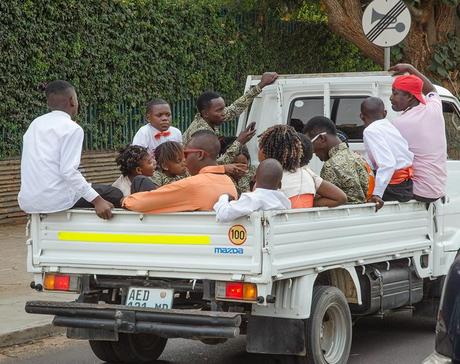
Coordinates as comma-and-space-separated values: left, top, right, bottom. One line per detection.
0, 0, 376, 158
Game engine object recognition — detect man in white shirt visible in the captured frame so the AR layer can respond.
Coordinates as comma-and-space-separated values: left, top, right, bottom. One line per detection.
132, 99, 182, 154
214, 158, 291, 222
18, 80, 121, 219
360, 97, 414, 210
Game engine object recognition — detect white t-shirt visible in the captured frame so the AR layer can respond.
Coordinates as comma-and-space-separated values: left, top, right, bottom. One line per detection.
281, 167, 323, 198
112, 175, 132, 197
18, 111, 98, 213
363, 118, 414, 197
132, 123, 182, 154
214, 188, 291, 222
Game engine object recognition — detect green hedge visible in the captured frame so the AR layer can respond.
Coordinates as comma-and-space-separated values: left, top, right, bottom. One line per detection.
0, 0, 377, 159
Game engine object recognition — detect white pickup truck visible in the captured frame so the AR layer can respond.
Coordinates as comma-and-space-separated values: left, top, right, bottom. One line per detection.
25, 72, 460, 364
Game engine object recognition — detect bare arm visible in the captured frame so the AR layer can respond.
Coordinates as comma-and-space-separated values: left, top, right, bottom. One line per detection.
314, 180, 347, 208
389, 63, 436, 95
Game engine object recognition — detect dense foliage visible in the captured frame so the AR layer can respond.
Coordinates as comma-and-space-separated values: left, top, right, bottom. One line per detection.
0, 0, 377, 159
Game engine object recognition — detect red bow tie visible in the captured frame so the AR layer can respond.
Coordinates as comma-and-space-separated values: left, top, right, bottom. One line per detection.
154, 131, 171, 139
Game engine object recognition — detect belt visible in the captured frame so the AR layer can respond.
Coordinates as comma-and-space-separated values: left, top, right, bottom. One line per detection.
390, 166, 413, 185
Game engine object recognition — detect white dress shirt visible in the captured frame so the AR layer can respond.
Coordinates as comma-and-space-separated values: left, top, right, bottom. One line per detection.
18, 111, 98, 213
363, 118, 414, 197
112, 175, 132, 197
214, 188, 291, 222
132, 123, 182, 153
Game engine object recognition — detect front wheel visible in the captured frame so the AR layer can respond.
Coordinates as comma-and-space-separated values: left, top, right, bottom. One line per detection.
305, 286, 352, 364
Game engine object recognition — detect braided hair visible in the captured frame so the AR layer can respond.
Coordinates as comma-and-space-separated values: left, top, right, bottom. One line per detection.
297, 132, 313, 167
258, 125, 303, 172
116, 145, 150, 177
154, 141, 183, 172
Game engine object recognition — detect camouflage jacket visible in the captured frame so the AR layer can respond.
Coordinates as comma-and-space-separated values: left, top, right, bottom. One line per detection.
150, 170, 190, 188
182, 85, 262, 165
320, 143, 369, 204
234, 165, 256, 196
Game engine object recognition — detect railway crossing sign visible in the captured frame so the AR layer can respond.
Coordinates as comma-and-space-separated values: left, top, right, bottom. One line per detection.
362, 0, 411, 47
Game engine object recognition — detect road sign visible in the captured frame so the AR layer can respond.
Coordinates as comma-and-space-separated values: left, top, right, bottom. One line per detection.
362, 0, 411, 47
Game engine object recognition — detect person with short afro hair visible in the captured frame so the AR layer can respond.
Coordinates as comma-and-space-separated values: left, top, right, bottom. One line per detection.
132, 98, 182, 154
112, 145, 156, 196
258, 124, 347, 208
182, 72, 279, 165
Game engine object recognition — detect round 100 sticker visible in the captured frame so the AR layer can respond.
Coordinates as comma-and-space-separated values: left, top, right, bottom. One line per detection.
228, 225, 247, 246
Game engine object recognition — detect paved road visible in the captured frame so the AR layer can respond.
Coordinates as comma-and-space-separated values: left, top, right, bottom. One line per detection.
0, 313, 435, 364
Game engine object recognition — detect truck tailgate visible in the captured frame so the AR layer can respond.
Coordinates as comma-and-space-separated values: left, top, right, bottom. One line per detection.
29, 209, 263, 279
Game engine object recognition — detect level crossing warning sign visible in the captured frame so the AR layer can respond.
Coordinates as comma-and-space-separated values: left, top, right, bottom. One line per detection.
362, 0, 411, 47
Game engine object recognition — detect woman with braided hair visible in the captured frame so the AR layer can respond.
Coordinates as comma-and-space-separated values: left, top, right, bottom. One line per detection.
258, 125, 347, 208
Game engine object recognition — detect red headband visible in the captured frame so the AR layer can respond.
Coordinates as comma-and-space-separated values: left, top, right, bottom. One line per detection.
392, 75, 426, 104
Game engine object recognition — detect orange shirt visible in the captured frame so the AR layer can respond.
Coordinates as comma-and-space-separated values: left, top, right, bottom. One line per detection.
122, 165, 237, 214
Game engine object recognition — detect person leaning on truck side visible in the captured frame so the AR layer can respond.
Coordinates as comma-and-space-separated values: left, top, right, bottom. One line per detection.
360, 97, 414, 211
122, 130, 238, 213
18, 80, 122, 219
303, 116, 370, 204
182, 72, 279, 165
389, 63, 447, 203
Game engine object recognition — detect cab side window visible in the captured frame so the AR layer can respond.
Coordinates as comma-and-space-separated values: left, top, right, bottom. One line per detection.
443, 101, 460, 160
288, 96, 367, 141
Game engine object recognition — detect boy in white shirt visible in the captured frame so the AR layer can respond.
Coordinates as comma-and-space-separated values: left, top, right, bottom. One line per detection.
214, 158, 291, 222
18, 80, 121, 219
132, 99, 182, 154
360, 97, 414, 210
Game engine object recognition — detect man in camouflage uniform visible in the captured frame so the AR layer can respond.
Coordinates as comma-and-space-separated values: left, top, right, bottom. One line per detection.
183, 72, 278, 165
304, 116, 369, 204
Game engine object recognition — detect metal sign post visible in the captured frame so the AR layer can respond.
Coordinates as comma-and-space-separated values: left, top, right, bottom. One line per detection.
362, 0, 411, 70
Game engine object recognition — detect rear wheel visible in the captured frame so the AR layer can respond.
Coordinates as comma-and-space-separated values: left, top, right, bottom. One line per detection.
280, 286, 352, 364
89, 340, 119, 363
111, 333, 167, 363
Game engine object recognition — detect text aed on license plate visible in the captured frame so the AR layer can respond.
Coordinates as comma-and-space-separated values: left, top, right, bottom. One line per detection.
125, 287, 173, 309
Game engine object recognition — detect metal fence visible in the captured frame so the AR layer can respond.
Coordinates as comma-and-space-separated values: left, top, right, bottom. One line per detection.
80, 97, 238, 152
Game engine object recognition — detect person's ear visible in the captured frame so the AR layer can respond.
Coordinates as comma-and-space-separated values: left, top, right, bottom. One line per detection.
162, 162, 168, 171
278, 181, 282, 189
134, 166, 142, 175
359, 112, 364, 122
383, 110, 388, 118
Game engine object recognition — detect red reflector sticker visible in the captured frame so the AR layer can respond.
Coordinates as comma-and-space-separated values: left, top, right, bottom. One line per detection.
54, 275, 70, 291
226, 282, 243, 299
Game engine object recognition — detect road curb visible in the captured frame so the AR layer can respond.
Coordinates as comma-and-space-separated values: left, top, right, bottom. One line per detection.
0, 324, 65, 348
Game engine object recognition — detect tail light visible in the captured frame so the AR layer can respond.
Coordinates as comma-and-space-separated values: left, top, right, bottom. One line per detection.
43, 273, 79, 292
216, 281, 257, 301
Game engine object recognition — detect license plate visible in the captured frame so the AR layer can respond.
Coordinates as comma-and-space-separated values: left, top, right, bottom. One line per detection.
125, 287, 173, 309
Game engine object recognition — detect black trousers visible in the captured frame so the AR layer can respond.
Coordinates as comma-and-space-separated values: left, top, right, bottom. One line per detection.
382, 179, 413, 202
131, 176, 157, 194
74, 184, 123, 208
413, 194, 440, 203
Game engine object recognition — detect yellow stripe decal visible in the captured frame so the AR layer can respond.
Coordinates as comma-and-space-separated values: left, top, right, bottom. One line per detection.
58, 231, 210, 245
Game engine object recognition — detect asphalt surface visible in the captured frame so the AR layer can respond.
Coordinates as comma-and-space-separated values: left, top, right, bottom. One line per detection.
0, 312, 436, 364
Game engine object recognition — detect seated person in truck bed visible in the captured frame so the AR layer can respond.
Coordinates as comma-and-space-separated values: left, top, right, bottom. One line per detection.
303, 116, 369, 204
361, 97, 414, 210
132, 98, 182, 155
122, 130, 237, 213
258, 125, 346, 208
112, 145, 156, 196
18, 80, 122, 220
214, 158, 290, 222
151, 141, 189, 187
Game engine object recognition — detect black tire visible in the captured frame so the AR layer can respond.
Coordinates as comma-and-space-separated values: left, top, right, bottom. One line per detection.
89, 340, 120, 363
111, 333, 167, 364
305, 286, 352, 364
